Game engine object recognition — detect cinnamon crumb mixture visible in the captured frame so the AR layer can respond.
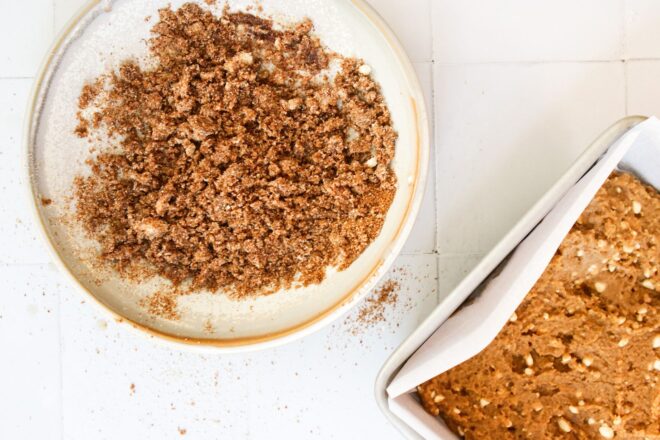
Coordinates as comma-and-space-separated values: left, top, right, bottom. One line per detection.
73, 3, 397, 298
347, 279, 400, 334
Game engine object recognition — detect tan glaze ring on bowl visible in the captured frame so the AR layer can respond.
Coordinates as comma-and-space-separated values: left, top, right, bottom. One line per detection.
25, 0, 430, 351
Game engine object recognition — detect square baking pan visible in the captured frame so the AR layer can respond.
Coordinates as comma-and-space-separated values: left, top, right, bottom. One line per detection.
374, 115, 649, 439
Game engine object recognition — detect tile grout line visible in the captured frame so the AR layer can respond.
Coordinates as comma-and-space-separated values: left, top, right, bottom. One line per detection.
621, 0, 627, 60
435, 252, 442, 304
428, 0, 442, 303
622, 0, 629, 116
427, 0, 434, 67
57, 279, 65, 440
426, 57, 660, 64
624, 61, 629, 116
624, 56, 660, 61
426, 0, 438, 257
433, 58, 642, 67
0, 262, 57, 267
428, 0, 438, 254
0, 76, 35, 80
428, 0, 436, 65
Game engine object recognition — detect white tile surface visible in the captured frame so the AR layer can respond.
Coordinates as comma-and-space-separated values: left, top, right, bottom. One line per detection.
435, 62, 625, 254
625, 0, 660, 59
0, 0, 54, 78
248, 255, 437, 439
2, 1, 660, 439
59, 255, 437, 440
0, 264, 63, 440
60, 307, 253, 439
627, 60, 660, 116
433, 0, 624, 63
0, 79, 52, 265
366, 0, 432, 62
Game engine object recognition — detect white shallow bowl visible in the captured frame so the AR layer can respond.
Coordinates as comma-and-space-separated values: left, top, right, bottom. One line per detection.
25, 0, 429, 351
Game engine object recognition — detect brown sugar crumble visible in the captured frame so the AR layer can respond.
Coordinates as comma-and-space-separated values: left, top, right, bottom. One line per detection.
73, 4, 397, 300
418, 172, 659, 440
347, 279, 400, 334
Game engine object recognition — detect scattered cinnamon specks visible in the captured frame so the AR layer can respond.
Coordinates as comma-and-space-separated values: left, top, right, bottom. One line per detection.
203, 320, 215, 334
40, 197, 52, 206
129, 383, 136, 395
140, 291, 180, 321
346, 279, 400, 335
177, 427, 187, 436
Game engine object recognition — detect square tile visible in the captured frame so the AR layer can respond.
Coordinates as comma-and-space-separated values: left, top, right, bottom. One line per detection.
59, 286, 252, 440
0, 264, 62, 440
366, 0, 432, 62
0, 1, 54, 77
434, 62, 625, 255
624, 0, 660, 59
248, 254, 438, 439
0, 79, 53, 265
627, 60, 660, 117
403, 62, 436, 254
432, 0, 623, 63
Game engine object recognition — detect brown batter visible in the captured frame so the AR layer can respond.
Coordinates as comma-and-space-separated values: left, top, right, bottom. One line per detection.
418, 172, 659, 439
